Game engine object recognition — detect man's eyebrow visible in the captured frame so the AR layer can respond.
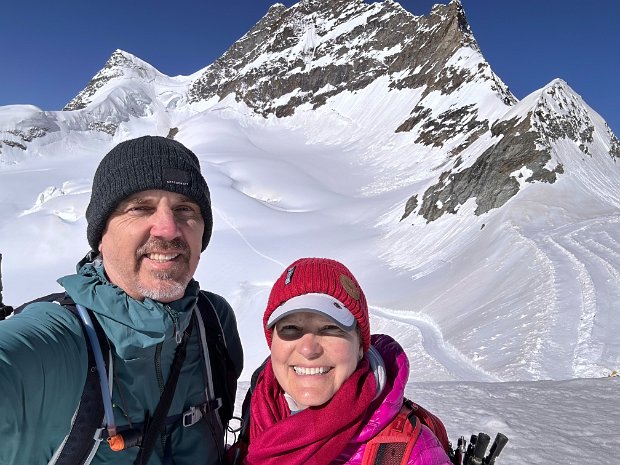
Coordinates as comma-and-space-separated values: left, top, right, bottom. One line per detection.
120, 194, 198, 205
177, 195, 197, 203
121, 196, 149, 205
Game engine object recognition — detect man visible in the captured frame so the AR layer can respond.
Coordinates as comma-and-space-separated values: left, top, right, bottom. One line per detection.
0, 136, 243, 465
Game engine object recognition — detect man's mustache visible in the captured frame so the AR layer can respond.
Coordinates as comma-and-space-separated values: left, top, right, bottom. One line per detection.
137, 238, 189, 256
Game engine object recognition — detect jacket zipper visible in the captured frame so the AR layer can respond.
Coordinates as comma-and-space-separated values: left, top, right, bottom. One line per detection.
154, 342, 166, 454
156, 304, 180, 455
165, 304, 181, 343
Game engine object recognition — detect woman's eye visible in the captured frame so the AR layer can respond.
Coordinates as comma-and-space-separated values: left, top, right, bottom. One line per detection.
279, 324, 301, 332
320, 325, 344, 335
276, 325, 303, 339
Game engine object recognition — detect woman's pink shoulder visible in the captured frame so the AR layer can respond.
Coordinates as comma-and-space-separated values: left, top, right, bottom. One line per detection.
408, 425, 453, 465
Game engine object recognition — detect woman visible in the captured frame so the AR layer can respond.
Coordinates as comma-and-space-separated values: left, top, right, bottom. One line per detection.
230, 257, 453, 465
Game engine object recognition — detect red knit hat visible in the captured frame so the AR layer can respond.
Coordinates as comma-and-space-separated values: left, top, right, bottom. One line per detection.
263, 257, 371, 352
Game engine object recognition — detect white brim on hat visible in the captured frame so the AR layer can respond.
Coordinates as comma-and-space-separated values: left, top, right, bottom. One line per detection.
266, 293, 356, 330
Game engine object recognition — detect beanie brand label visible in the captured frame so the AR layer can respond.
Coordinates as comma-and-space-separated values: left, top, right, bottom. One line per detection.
164, 168, 190, 186
340, 274, 360, 300
285, 266, 296, 284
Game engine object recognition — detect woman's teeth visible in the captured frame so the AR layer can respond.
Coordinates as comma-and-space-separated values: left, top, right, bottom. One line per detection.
293, 366, 329, 375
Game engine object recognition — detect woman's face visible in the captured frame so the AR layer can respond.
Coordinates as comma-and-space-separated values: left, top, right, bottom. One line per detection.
271, 311, 362, 410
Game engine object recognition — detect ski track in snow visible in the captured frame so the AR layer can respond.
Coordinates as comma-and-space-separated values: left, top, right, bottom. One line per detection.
212, 206, 286, 268
550, 235, 598, 377
371, 306, 500, 382
528, 216, 619, 378
564, 232, 620, 375
540, 236, 586, 376
509, 224, 557, 377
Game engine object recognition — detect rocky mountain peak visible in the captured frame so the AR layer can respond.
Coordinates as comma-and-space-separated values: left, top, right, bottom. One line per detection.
187, 0, 499, 119
64, 49, 160, 111
404, 79, 616, 224
530, 79, 619, 158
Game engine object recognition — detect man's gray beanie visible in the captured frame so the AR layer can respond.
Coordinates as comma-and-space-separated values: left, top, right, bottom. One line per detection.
86, 135, 213, 252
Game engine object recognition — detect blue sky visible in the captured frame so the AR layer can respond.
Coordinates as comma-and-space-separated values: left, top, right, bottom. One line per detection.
1, 1, 618, 135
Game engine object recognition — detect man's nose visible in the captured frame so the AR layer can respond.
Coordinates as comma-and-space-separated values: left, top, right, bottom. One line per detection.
149, 207, 181, 240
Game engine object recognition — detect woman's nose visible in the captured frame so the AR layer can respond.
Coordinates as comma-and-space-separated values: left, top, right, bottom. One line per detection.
297, 332, 322, 358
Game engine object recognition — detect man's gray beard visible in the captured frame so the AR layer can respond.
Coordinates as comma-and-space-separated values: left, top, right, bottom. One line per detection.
135, 271, 189, 302
96, 248, 192, 302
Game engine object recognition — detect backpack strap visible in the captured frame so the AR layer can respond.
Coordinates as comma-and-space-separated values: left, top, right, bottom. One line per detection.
132, 322, 193, 465
193, 304, 224, 437
361, 401, 422, 465
46, 294, 111, 465
0, 253, 12, 320
403, 398, 451, 454
225, 358, 268, 465
195, 292, 237, 425
14, 291, 67, 314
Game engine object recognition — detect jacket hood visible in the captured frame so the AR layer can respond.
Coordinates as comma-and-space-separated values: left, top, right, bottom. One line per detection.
58, 259, 199, 359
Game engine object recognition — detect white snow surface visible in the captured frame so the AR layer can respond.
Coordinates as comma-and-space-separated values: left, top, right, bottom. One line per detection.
1, 53, 619, 465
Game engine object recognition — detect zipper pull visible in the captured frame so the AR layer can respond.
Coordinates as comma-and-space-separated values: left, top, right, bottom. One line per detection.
165, 305, 182, 344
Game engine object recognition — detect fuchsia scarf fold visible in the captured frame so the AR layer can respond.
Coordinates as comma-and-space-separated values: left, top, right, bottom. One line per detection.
245, 358, 379, 465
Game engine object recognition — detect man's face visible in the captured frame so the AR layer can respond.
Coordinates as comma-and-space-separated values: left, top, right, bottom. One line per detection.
99, 189, 204, 302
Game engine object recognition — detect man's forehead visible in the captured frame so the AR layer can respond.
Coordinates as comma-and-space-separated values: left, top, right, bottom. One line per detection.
122, 190, 197, 204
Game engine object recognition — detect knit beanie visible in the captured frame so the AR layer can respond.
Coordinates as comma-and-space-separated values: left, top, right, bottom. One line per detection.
86, 135, 213, 251
263, 257, 371, 352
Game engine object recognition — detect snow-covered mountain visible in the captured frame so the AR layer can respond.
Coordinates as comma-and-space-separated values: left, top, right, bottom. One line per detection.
1, 1, 619, 462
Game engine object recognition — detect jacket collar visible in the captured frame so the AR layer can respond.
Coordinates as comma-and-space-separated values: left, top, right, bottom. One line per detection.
58, 258, 199, 358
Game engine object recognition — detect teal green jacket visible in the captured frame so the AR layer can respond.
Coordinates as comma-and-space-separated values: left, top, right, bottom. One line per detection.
0, 260, 243, 465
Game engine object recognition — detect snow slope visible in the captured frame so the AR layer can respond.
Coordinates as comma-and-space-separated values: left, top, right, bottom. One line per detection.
1, 102, 618, 463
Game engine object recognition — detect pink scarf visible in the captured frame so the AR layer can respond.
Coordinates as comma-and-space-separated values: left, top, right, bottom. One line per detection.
245, 358, 379, 465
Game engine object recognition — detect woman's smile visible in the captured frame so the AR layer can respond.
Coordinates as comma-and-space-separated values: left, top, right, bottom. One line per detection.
271, 312, 362, 410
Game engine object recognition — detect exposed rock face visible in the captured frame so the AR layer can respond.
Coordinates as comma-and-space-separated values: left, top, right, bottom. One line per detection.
611, 135, 620, 158
412, 79, 611, 222
0, 107, 59, 157
412, 80, 604, 221
188, 0, 514, 121
418, 115, 562, 222
1, 127, 49, 152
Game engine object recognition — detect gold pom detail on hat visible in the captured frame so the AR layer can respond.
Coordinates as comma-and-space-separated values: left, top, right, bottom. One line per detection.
339, 274, 360, 300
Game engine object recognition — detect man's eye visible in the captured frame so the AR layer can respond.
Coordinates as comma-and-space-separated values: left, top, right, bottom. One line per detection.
175, 205, 201, 217
127, 205, 152, 213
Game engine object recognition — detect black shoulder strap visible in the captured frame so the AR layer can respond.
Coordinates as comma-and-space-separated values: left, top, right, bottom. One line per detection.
196, 292, 237, 426
196, 292, 226, 346
0, 253, 12, 320
228, 358, 268, 465
25, 293, 110, 465
134, 323, 193, 465
0, 302, 13, 320
13, 291, 66, 314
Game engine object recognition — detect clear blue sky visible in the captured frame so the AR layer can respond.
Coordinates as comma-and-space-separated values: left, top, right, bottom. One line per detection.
1, 1, 618, 136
